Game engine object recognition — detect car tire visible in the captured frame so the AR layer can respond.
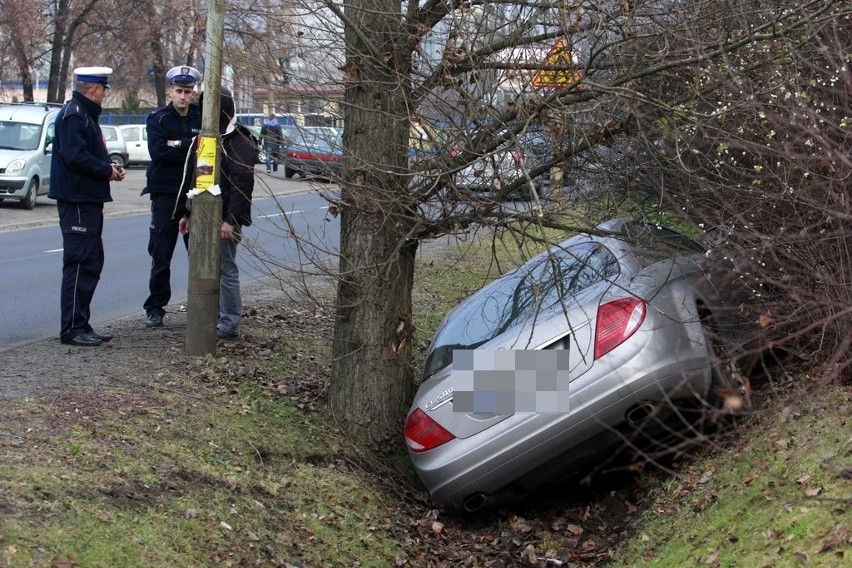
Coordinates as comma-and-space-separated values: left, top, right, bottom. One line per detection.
110, 154, 127, 168
20, 178, 38, 210
701, 316, 752, 416
284, 167, 296, 179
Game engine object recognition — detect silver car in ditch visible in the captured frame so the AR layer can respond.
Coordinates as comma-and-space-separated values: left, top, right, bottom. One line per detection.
404, 218, 752, 512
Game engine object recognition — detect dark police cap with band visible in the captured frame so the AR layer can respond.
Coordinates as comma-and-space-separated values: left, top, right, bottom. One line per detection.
167, 66, 202, 87
74, 66, 113, 88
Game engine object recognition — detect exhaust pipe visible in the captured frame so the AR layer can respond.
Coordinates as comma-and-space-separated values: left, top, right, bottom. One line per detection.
625, 401, 657, 425
463, 492, 489, 513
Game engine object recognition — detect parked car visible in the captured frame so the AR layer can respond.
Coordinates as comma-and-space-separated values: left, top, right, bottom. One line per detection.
0, 102, 61, 209
281, 129, 343, 179
256, 124, 301, 166
303, 125, 343, 143
118, 124, 151, 165
451, 127, 551, 198
101, 125, 129, 167
404, 218, 753, 512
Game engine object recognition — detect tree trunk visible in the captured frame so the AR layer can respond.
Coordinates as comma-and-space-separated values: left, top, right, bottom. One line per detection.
142, 0, 167, 107
47, 0, 70, 103
331, 210, 419, 450
330, 0, 418, 451
47, 0, 101, 103
10, 36, 34, 102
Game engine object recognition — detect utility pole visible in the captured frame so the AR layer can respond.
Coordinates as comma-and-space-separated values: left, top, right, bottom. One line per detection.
186, 0, 227, 355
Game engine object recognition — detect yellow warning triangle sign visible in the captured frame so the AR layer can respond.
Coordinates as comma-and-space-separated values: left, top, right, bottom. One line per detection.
532, 39, 582, 89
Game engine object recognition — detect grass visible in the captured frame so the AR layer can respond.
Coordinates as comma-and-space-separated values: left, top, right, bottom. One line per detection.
0, 381, 402, 567
619, 385, 851, 567
0, 225, 849, 567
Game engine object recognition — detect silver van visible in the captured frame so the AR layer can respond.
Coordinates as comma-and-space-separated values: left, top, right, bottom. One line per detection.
0, 103, 61, 209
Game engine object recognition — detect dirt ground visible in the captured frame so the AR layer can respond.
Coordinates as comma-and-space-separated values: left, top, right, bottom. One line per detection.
0, 275, 285, 400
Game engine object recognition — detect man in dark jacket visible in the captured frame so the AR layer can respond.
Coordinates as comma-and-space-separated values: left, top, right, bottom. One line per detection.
142, 65, 202, 328
175, 87, 256, 340
48, 66, 126, 346
259, 113, 281, 172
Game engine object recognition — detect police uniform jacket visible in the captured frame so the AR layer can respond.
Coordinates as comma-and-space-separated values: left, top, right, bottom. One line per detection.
143, 102, 201, 196
173, 124, 257, 228
47, 91, 113, 203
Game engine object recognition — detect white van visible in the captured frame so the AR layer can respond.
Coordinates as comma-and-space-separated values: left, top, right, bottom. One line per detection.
0, 102, 61, 209
118, 124, 151, 165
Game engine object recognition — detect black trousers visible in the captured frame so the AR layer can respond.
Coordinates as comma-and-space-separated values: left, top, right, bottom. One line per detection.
58, 200, 104, 341
143, 193, 187, 316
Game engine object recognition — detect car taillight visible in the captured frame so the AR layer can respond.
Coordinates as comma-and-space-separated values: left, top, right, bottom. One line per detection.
404, 408, 455, 452
594, 297, 646, 360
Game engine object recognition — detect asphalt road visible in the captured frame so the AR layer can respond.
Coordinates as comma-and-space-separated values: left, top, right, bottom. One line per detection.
0, 166, 339, 351
0, 165, 313, 233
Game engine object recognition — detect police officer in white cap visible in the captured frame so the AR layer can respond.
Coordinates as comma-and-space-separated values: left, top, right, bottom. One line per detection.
48, 66, 126, 346
141, 65, 202, 328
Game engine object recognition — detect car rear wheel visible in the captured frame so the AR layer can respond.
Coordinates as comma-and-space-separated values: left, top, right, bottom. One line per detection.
20, 178, 38, 210
110, 154, 127, 168
284, 167, 296, 179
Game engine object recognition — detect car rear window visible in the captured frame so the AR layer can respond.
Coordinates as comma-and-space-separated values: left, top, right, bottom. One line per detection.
620, 221, 705, 266
423, 241, 618, 377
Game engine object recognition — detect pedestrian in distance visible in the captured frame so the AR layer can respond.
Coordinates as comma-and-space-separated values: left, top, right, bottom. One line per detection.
174, 86, 257, 340
48, 66, 127, 346
260, 113, 281, 173
142, 65, 203, 328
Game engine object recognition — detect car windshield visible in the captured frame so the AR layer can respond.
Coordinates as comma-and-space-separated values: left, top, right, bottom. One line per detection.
0, 121, 42, 151
423, 241, 619, 377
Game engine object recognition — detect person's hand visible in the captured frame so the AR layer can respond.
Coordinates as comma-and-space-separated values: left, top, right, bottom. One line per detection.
109, 165, 125, 181
220, 221, 235, 240
179, 217, 190, 235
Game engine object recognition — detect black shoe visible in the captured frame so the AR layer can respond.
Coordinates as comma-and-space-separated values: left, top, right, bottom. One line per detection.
89, 331, 113, 342
61, 333, 103, 346
217, 329, 239, 341
145, 313, 164, 328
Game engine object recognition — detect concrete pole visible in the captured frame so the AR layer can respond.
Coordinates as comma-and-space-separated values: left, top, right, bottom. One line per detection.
186, 0, 227, 356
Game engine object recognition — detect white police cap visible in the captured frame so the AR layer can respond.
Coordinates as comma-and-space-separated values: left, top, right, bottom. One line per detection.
166, 66, 202, 87
74, 66, 113, 88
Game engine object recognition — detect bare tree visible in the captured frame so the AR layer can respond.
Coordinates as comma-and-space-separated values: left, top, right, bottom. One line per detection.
45, 0, 105, 103
315, 0, 851, 451
624, 1, 851, 380
0, 0, 50, 102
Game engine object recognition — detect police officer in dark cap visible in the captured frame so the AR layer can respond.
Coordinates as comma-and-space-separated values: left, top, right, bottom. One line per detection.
142, 65, 202, 328
48, 66, 126, 346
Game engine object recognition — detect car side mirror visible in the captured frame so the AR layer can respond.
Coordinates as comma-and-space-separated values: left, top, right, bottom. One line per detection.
705, 225, 731, 249
45, 142, 53, 154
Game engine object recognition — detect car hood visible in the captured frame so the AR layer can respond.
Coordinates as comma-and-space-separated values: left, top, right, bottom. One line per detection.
0, 148, 38, 168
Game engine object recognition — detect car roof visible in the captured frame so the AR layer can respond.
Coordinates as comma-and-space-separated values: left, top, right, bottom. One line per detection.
0, 103, 60, 124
